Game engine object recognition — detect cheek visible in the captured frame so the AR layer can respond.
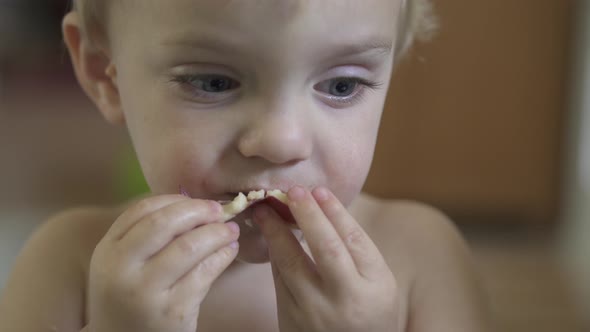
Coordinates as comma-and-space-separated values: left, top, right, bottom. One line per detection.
118, 101, 223, 195
115, 67, 232, 195
137, 130, 226, 195
323, 121, 380, 206
329, 140, 375, 205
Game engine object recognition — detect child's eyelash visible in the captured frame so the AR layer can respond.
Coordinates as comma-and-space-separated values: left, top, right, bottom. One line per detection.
170, 75, 190, 84
320, 77, 384, 107
169, 75, 199, 87
169, 75, 383, 89
168, 75, 237, 101
169, 75, 237, 90
353, 78, 384, 90
168, 74, 384, 107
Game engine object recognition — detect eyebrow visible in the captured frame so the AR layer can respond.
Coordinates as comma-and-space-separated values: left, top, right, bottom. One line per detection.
161, 35, 393, 59
329, 39, 394, 58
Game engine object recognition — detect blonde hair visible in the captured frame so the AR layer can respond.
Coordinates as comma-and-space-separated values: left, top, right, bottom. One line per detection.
73, 0, 437, 54
397, 0, 438, 54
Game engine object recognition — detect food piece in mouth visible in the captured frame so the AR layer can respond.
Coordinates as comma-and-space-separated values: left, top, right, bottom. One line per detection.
178, 186, 295, 226
220, 189, 295, 225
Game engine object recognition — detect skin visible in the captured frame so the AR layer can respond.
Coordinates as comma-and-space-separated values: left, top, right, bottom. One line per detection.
0, 1, 491, 331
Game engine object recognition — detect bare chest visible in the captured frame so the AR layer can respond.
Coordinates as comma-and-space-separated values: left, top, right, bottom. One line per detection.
196, 263, 279, 332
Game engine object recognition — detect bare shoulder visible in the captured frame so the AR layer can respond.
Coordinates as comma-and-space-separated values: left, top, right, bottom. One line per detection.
0, 204, 119, 331
353, 193, 466, 263
371, 198, 468, 258
28, 205, 119, 269
354, 193, 492, 331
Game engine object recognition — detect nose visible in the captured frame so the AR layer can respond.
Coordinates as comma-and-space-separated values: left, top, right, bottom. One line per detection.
237, 105, 313, 165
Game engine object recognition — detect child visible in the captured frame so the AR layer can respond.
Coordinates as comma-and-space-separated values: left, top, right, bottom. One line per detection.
0, 0, 490, 331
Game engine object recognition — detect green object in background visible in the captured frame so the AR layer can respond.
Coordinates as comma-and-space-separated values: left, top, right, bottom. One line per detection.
115, 145, 150, 200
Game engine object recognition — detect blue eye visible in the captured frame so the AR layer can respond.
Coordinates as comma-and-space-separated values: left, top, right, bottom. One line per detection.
313, 77, 383, 107
170, 74, 242, 104
316, 78, 360, 97
180, 75, 240, 93
330, 79, 358, 97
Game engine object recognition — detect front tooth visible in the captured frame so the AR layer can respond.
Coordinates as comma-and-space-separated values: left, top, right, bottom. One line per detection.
266, 189, 288, 204
222, 192, 248, 221
247, 189, 265, 201
244, 218, 254, 227
221, 189, 289, 222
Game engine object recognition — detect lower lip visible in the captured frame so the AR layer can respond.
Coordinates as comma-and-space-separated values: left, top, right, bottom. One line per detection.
227, 200, 298, 230
251, 197, 297, 225
230, 207, 255, 224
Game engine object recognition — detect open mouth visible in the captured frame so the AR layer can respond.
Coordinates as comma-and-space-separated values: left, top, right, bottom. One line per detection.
180, 186, 296, 227
220, 190, 296, 226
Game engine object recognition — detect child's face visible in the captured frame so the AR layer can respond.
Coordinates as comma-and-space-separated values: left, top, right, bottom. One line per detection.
105, 0, 400, 261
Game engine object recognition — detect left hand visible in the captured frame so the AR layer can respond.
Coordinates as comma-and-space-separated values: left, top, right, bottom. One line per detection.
253, 186, 401, 332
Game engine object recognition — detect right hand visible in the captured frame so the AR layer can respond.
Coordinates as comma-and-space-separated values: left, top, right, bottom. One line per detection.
86, 195, 240, 332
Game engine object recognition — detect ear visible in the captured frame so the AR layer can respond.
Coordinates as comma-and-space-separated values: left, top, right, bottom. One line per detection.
62, 12, 125, 126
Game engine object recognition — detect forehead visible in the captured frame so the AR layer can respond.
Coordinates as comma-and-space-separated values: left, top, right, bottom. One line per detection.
112, 0, 401, 48
118, 0, 400, 20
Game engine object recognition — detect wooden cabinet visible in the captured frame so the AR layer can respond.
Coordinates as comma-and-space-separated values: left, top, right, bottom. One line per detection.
364, 0, 573, 226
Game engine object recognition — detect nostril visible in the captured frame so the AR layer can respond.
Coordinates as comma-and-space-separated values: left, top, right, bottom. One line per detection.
237, 120, 312, 165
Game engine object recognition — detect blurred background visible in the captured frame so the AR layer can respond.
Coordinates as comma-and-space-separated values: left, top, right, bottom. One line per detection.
0, 0, 588, 331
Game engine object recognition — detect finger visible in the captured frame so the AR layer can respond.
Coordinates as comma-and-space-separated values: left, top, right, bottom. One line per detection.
105, 195, 195, 241
143, 222, 239, 288
254, 204, 319, 298
270, 262, 298, 307
286, 186, 356, 284
312, 187, 386, 278
170, 240, 239, 303
119, 199, 224, 260
270, 262, 304, 326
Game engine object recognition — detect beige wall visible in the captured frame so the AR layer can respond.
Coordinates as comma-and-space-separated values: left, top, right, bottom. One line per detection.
365, 0, 571, 226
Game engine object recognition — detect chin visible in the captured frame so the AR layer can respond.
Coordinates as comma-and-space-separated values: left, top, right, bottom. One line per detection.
231, 221, 305, 264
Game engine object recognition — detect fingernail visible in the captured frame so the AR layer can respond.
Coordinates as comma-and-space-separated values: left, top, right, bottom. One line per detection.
314, 187, 330, 202
229, 241, 239, 249
288, 186, 306, 201
227, 221, 240, 234
209, 201, 222, 213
